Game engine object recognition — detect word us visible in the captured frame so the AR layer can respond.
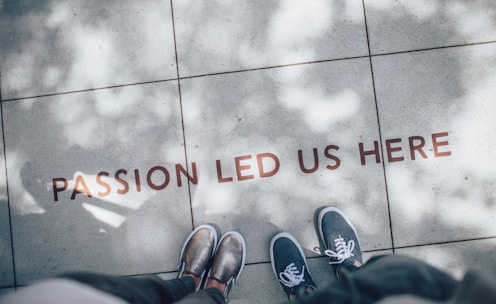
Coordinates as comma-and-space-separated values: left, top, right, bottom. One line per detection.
52, 132, 451, 201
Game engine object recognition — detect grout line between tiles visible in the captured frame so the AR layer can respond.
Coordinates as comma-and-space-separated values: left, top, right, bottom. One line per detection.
175, 55, 368, 80
2, 40, 495, 103
393, 235, 496, 251
169, 0, 194, 231
370, 40, 496, 58
0, 55, 367, 102
0, 74, 18, 288
0, 78, 178, 103
362, 0, 395, 253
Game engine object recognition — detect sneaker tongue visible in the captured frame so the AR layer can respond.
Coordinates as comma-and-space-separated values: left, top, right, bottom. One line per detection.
292, 260, 305, 270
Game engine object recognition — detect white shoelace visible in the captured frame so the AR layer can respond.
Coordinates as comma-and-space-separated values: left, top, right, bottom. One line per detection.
278, 263, 305, 287
324, 235, 355, 264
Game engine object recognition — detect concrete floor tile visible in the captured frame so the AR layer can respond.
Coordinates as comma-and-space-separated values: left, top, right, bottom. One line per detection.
1, 0, 494, 297
3, 82, 192, 284
362, 249, 394, 263
0, 288, 15, 299
0, 122, 14, 288
373, 43, 496, 247
0, 0, 176, 100
173, 0, 368, 77
0, 201, 13, 288
181, 59, 392, 264
228, 262, 283, 304
364, 0, 496, 54
396, 238, 496, 279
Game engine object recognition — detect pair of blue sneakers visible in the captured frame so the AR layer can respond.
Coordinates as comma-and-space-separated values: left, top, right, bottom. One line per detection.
270, 207, 363, 301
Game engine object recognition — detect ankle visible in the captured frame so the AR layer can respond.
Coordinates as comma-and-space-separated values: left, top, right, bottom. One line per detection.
181, 273, 202, 290
205, 278, 226, 295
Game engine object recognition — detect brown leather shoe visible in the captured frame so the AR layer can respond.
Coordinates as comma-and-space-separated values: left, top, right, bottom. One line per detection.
206, 231, 246, 299
177, 224, 218, 290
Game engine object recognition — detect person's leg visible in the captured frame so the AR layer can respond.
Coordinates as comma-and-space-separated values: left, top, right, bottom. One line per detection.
59, 273, 195, 304
343, 254, 457, 302
291, 254, 458, 304
270, 232, 317, 301
173, 288, 226, 304
62, 273, 225, 304
61, 224, 218, 304
301, 207, 458, 304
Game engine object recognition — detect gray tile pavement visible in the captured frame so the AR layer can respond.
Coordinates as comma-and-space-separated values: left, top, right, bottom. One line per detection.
173, 0, 368, 77
2, 82, 193, 284
373, 43, 496, 247
0, 288, 15, 299
364, 0, 496, 54
0, 120, 14, 288
0, 0, 177, 100
0, 0, 495, 302
181, 58, 392, 264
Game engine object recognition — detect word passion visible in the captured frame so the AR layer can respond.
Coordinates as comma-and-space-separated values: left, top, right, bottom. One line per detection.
52, 132, 451, 201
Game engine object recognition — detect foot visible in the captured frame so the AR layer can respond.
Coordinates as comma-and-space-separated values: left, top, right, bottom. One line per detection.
177, 224, 218, 290
317, 207, 363, 278
270, 232, 316, 301
205, 231, 246, 300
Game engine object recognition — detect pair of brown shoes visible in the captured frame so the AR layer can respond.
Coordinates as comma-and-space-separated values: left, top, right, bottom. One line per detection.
177, 224, 246, 299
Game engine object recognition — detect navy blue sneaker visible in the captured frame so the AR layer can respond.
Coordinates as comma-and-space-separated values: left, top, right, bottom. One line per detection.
270, 232, 317, 301
317, 207, 363, 278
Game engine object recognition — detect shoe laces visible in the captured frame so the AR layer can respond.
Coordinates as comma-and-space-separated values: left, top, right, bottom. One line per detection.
324, 235, 355, 264
279, 263, 306, 288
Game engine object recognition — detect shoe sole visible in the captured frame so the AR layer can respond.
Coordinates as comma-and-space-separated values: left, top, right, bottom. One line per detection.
317, 207, 361, 251
269, 232, 313, 281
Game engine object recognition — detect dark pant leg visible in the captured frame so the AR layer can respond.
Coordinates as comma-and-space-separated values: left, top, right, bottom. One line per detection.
174, 287, 225, 304
293, 254, 459, 304
59, 273, 195, 304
